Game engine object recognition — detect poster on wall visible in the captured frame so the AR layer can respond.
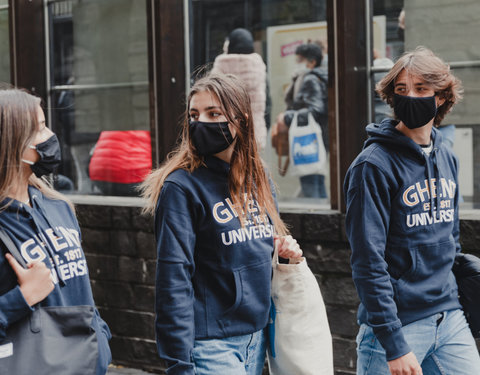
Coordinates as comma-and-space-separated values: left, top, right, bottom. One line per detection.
266, 21, 327, 129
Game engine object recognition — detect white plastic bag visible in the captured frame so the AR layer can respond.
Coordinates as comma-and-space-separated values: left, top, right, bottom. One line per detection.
267, 246, 333, 375
288, 112, 327, 176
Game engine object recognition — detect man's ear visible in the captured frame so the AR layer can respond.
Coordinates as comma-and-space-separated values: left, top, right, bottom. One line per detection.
437, 96, 446, 107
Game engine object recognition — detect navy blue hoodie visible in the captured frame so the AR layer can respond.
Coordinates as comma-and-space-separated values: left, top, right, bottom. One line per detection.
0, 186, 111, 374
344, 119, 462, 361
154, 156, 275, 375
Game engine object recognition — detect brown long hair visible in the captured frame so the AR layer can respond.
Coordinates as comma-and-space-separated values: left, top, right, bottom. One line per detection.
141, 73, 288, 235
376, 46, 463, 126
0, 88, 73, 211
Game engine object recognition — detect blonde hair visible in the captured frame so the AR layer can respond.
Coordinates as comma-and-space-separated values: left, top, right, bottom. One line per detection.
140, 73, 288, 235
376, 46, 463, 126
0, 88, 73, 211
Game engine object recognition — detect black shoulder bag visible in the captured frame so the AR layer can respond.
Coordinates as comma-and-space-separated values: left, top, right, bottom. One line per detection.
452, 252, 480, 338
0, 227, 99, 375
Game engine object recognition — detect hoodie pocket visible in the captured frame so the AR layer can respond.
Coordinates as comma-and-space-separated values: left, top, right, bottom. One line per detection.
393, 240, 456, 308
222, 271, 242, 317
217, 260, 271, 335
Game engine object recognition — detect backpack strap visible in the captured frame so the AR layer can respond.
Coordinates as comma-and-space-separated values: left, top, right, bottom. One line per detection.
0, 227, 28, 268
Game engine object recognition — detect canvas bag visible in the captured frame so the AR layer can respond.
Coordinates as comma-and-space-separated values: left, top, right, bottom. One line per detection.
0, 228, 99, 375
288, 112, 327, 176
267, 245, 333, 375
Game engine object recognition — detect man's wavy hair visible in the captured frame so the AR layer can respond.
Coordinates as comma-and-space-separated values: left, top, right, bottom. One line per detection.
376, 46, 463, 126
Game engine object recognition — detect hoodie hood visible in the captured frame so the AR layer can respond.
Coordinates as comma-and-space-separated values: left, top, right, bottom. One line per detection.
308, 66, 328, 85
364, 118, 442, 159
0, 186, 78, 286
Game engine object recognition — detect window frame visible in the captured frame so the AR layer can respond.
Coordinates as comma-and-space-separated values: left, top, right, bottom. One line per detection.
8, 0, 187, 200
7, 0, 375, 213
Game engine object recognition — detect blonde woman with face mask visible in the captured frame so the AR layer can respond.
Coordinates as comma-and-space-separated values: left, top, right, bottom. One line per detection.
0, 88, 111, 374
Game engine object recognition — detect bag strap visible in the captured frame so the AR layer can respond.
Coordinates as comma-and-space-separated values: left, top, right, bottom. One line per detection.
277, 154, 289, 176
272, 238, 280, 268
0, 227, 28, 269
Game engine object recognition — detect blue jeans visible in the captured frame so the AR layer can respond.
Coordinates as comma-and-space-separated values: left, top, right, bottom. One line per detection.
192, 329, 266, 375
299, 174, 327, 198
356, 309, 480, 374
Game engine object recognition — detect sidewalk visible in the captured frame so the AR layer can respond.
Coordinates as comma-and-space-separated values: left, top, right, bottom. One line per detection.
107, 366, 156, 375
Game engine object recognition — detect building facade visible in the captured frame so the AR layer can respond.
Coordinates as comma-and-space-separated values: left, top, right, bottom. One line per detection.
1, 0, 480, 373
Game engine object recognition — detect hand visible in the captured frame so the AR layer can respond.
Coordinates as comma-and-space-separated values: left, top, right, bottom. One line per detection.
387, 352, 423, 375
6, 253, 54, 306
275, 235, 303, 262
275, 113, 288, 133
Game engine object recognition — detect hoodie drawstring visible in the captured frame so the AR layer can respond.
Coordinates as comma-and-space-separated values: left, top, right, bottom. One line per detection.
424, 149, 441, 220
424, 153, 435, 219
432, 149, 441, 220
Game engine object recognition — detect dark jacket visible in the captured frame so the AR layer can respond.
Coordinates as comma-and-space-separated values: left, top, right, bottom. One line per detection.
344, 119, 462, 361
154, 156, 275, 375
0, 186, 112, 375
284, 67, 328, 150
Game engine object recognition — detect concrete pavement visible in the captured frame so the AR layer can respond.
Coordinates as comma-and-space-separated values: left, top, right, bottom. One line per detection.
107, 365, 156, 375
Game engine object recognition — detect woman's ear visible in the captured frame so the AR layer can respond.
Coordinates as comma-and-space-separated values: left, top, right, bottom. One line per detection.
243, 113, 249, 126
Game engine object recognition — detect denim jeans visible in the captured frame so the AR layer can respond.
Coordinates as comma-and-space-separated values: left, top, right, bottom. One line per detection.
192, 329, 266, 375
356, 309, 480, 374
299, 174, 327, 198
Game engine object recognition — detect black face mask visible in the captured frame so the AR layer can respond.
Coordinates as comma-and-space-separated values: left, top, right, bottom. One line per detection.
393, 94, 437, 129
189, 121, 235, 156
23, 134, 62, 177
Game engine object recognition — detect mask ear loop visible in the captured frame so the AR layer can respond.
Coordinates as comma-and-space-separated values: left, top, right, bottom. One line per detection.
22, 145, 37, 165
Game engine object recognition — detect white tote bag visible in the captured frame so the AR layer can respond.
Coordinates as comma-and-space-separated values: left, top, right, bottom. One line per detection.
288, 112, 327, 176
267, 246, 333, 375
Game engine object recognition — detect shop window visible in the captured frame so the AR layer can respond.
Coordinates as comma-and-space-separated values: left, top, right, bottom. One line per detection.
188, 0, 330, 209
46, 0, 150, 196
372, 0, 480, 207
0, 0, 10, 83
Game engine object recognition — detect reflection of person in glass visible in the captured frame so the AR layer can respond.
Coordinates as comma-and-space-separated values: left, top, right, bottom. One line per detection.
0, 88, 111, 374
345, 47, 480, 375
273, 43, 328, 198
140, 73, 303, 375
212, 28, 268, 151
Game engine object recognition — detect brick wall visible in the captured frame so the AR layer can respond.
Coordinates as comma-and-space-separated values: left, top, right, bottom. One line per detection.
76, 203, 480, 374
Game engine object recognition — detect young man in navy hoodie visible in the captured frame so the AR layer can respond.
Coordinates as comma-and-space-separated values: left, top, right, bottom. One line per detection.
344, 47, 480, 375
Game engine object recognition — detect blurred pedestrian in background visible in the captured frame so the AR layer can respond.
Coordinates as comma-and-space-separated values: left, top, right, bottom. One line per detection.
212, 28, 268, 151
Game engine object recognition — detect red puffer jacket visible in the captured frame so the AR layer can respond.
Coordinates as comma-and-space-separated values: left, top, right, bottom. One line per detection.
89, 130, 152, 184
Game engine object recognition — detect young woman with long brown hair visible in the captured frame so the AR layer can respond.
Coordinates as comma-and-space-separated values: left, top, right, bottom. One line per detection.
141, 73, 302, 375
0, 88, 111, 374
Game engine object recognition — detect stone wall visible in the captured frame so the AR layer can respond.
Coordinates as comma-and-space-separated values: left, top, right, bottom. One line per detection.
76, 203, 480, 374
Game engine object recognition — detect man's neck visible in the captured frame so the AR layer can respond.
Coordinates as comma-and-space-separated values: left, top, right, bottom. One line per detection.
395, 121, 433, 145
